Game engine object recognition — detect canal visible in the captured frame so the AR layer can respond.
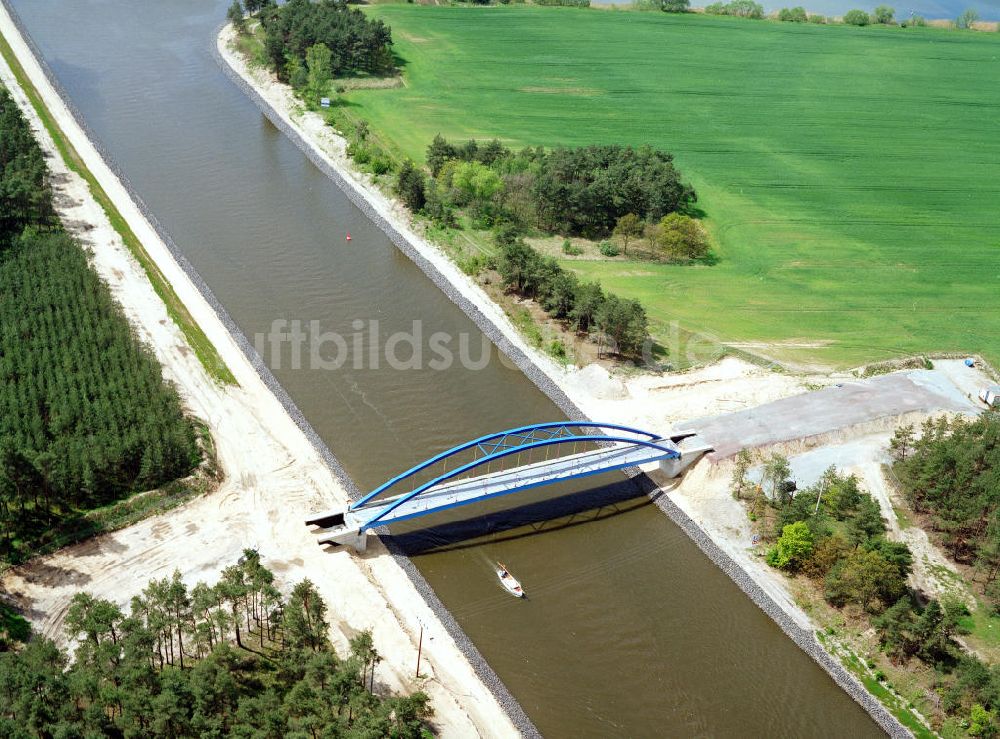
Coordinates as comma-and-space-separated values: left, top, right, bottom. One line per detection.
14, 1, 883, 735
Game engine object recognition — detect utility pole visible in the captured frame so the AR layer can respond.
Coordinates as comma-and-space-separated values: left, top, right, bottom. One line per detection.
415, 623, 424, 678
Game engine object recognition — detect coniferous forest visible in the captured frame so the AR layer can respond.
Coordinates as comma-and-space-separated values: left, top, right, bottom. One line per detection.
0, 553, 433, 737
0, 87, 200, 562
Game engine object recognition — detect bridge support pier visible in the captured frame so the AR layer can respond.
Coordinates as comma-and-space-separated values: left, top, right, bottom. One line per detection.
658, 433, 713, 477
316, 525, 368, 553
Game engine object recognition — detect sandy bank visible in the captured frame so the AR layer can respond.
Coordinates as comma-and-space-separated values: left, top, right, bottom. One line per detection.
0, 5, 524, 736
216, 26, 917, 736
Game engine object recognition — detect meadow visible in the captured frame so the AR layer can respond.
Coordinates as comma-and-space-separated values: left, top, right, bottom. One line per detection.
347, 6, 1000, 368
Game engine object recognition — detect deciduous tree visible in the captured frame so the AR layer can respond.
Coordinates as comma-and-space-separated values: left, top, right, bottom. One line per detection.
305, 43, 332, 104
613, 213, 643, 256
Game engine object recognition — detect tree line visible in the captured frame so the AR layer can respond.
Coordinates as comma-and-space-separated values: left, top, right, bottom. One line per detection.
0, 552, 432, 737
659, 0, 985, 28
495, 234, 649, 357
0, 87, 200, 563
0, 89, 53, 241
234, 0, 395, 82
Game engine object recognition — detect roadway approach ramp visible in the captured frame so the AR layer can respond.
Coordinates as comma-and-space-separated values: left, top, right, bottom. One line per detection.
683, 369, 976, 459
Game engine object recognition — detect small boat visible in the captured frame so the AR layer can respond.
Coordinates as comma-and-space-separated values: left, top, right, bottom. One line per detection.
345, 232, 352, 241
496, 562, 525, 598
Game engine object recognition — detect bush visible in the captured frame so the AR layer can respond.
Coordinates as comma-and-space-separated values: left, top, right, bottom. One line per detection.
808, 13, 827, 22
901, 14, 926, 26
548, 339, 568, 360
347, 139, 370, 164
660, 0, 690, 11
562, 239, 583, 256
457, 252, 491, 276
370, 157, 392, 176
843, 9, 871, 25
598, 240, 619, 257
778, 6, 807, 22
766, 521, 815, 570
656, 213, 710, 261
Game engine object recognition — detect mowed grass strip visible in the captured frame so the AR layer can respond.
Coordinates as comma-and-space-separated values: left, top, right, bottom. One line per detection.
353, 6, 1000, 368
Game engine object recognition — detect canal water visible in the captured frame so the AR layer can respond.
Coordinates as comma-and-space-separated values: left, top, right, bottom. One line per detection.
16, 1, 883, 735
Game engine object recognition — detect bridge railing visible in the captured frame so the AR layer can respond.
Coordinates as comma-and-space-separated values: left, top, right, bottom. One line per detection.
350, 421, 665, 513
353, 423, 680, 533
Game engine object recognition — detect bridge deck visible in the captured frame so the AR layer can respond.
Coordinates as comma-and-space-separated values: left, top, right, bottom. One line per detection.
313, 439, 678, 536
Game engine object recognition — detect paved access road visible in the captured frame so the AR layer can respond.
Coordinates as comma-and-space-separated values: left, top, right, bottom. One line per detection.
688, 370, 977, 459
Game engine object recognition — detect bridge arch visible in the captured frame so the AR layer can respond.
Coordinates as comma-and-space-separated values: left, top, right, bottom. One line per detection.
352, 421, 680, 532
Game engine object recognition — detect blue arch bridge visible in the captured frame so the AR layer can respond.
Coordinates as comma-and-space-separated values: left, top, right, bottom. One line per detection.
306, 421, 712, 552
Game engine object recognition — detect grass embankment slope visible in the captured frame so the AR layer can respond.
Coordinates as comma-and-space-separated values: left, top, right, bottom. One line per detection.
349, 6, 1000, 368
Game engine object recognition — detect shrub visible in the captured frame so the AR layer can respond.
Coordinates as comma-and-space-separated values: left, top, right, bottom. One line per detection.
808, 13, 827, 22
458, 252, 491, 276
369, 157, 392, 176
778, 6, 807, 22
562, 239, 583, 256
548, 339, 568, 360
843, 9, 871, 25
346, 139, 370, 164
766, 521, 814, 571
969, 704, 997, 737
660, 0, 690, 11
901, 14, 926, 26
656, 213, 710, 261
598, 240, 619, 257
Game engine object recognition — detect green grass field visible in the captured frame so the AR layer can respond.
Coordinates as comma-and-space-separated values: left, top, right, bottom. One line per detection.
348, 6, 1000, 368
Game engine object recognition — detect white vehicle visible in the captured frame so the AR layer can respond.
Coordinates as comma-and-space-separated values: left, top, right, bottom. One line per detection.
496, 563, 525, 598
979, 386, 1000, 408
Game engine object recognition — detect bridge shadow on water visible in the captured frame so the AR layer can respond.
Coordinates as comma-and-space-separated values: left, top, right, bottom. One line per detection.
384, 471, 661, 556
